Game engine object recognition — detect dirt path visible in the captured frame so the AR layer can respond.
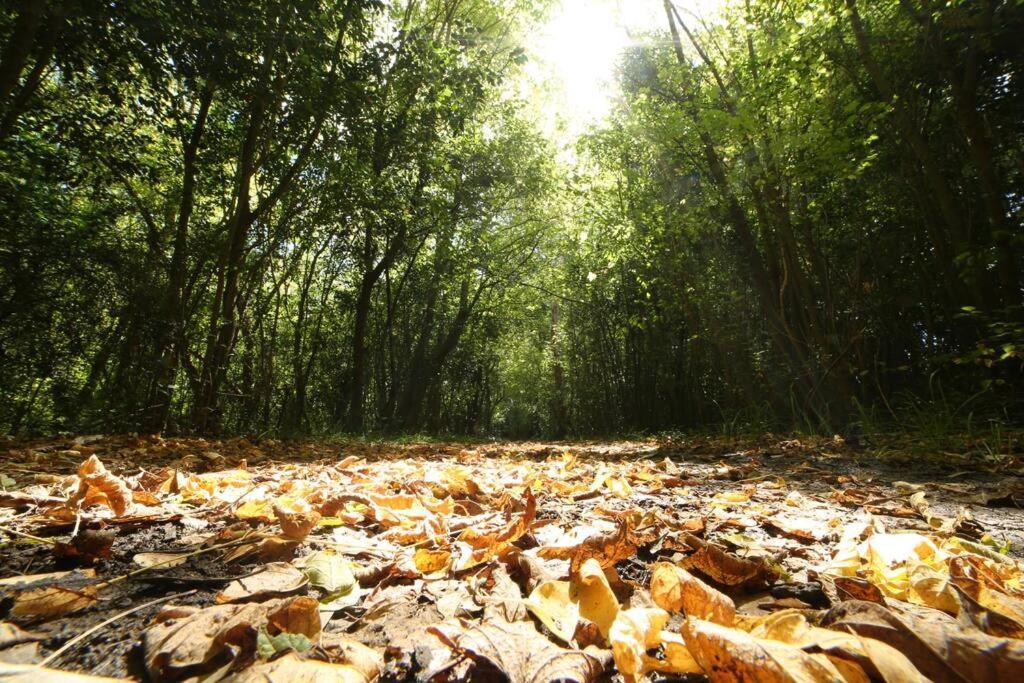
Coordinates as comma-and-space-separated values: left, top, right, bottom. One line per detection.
0, 434, 1022, 681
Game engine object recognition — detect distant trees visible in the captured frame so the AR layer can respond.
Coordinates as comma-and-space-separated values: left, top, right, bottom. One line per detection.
0, 0, 555, 434
0, 0, 1020, 437
529, 0, 1023, 434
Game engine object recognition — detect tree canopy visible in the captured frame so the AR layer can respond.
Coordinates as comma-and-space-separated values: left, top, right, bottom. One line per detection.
0, 0, 1021, 437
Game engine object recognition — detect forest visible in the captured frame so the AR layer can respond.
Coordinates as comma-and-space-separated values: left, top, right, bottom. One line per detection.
2, 2, 1024, 681
1, 0, 1020, 439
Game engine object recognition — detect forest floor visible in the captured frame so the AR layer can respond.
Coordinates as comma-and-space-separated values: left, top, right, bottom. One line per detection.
0, 433, 1023, 682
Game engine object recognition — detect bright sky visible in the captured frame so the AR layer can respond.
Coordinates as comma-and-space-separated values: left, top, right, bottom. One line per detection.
523, 0, 725, 141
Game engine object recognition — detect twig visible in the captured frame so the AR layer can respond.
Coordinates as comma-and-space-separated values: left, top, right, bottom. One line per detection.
99, 533, 256, 588
0, 525, 58, 545
39, 589, 196, 667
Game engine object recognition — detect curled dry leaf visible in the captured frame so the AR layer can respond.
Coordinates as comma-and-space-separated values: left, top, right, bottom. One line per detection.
144, 596, 321, 680
569, 558, 620, 641
681, 534, 775, 589
526, 580, 578, 643
608, 607, 701, 682
822, 599, 1024, 683
569, 519, 636, 576
650, 562, 736, 625
216, 562, 309, 603
275, 501, 322, 540
428, 618, 610, 683
72, 455, 132, 517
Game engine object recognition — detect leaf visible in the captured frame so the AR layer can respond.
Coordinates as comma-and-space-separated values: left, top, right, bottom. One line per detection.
0, 663, 127, 682
144, 596, 321, 680
428, 618, 610, 683
72, 455, 132, 516
10, 584, 98, 618
525, 580, 579, 643
681, 617, 849, 682
256, 627, 312, 658
233, 649, 381, 683
569, 558, 620, 641
216, 562, 309, 603
569, 519, 636, 575
133, 552, 189, 569
821, 599, 1024, 683
0, 622, 45, 648
302, 550, 357, 601
681, 535, 775, 589
413, 547, 451, 575
650, 562, 736, 625
608, 607, 700, 682
275, 502, 322, 540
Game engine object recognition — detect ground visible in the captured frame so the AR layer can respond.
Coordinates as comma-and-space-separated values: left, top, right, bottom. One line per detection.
0, 434, 1022, 681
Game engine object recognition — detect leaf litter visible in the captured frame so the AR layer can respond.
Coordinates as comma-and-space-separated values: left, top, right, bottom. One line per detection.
0, 434, 1022, 681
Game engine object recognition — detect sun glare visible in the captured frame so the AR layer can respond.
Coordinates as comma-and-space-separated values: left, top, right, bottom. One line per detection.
524, 0, 724, 140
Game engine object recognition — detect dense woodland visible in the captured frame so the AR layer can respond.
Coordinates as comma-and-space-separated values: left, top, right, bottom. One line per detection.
0, 0, 1021, 437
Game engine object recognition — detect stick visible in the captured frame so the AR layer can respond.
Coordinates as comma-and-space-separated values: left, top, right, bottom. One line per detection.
39, 589, 196, 667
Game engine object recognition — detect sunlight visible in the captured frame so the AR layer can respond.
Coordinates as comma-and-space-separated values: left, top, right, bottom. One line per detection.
525, 0, 725, 139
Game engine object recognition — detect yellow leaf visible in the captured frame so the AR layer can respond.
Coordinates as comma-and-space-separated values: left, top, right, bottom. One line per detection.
650, 562, 735, 625
570, 558, 619, 641
525, 580, 579, 643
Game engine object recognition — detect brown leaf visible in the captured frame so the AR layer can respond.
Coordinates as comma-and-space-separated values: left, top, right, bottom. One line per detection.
72, 455, 132, 516
10, 584, 98, 618
821, 599, 1024, 683
680, 534, 775, 589
144, 596, 321, 680
230, 651, 378, 683
52, 529, 115, 565
0, 663, 127, 681
681, 617, 849, 682
834, 576, 885, 603
275, 502, 322, 540
0, 622, 45, 649
428, 618, 610, 683
215, 562, 309, 603
650, 562, 735, 625
569, 519, 636, 576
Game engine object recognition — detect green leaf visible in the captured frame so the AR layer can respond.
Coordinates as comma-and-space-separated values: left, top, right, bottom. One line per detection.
302, 550, 356, 601
256, 628, 312, 659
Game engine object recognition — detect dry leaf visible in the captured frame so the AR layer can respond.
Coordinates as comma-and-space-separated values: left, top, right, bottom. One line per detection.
525, 580, 579, 643
650, 562, 736, 625
822, 599, 1024, 683
133, 552, 189, 569
681, 535, 774, 589
681, 617, 849, 682
413, 547, 451, 575
570, 558, 620, 641
0, 663, 127, 682
231, 651, 377, 683
72, 455, 132, 516
428, 618, 610, 683
11, 584, 98, 618
275, 502, 322, 540
144, 596, 321, 680
216, 562, 309, 603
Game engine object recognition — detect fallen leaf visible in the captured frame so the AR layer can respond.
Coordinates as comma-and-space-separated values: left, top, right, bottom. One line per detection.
133, 552, 189, 569
650, 562, 735, 625
681, 535, 774, 589
216, 562, 309, 603
822, 599, 1024, 683
144, 596, 321, 680
10, 584, 98, 618
275, 502, 322, 540
232, 651, 378, 683
569, 558, 620, 641
525, 580, 579, 643
428, 618, 610, 683
0, 663, 127, 681
72, 455, 132, 516
681, 617, 849, 682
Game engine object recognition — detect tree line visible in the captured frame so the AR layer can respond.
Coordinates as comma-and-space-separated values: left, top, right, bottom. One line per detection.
1, 0, 1021, 437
